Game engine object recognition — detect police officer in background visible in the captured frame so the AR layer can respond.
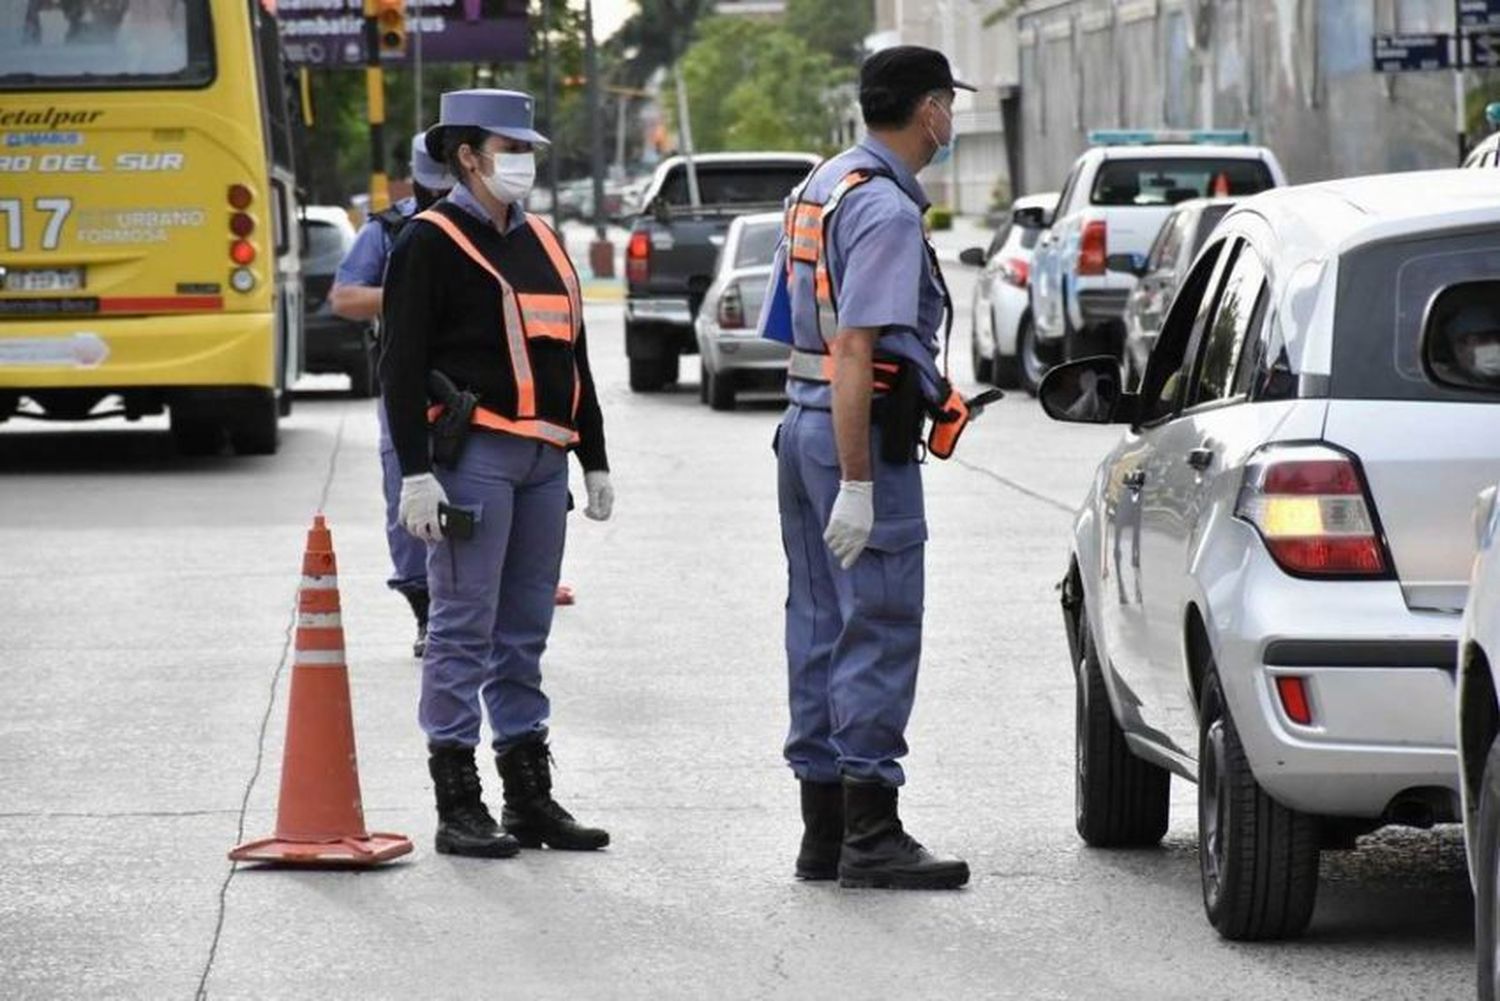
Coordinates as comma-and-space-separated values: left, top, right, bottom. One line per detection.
772, 47, 978, 890
331, 133, 453, 659
381, 90, 613, 860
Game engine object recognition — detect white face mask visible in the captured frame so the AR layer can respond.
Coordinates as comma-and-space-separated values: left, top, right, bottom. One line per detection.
478, 150, 536, 204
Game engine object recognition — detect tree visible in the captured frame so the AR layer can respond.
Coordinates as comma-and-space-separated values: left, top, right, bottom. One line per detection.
783, 0, 872, 65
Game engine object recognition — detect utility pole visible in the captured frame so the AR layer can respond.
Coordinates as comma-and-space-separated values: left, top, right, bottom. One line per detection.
1455, 0, 1470, 164
672, 62, 701, 208
542, 0, 559, 229
584, 0, 614, 276
362, 0, 389, 211
413, 0, 424, 136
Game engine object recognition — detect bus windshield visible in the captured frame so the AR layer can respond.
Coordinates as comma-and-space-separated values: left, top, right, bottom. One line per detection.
0, 0, 215, 91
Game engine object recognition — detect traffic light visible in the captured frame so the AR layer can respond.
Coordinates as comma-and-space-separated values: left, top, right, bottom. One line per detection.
376, 0, 406, 56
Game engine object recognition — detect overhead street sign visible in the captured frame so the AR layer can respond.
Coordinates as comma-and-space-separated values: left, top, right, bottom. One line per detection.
276, 0, 529, 68
1372, 33, 1453, 72
1460, 0, 1500, 29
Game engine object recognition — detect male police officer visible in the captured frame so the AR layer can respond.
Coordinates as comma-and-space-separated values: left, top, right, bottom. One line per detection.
772, 46, 977, 890
332, 133, 454, 659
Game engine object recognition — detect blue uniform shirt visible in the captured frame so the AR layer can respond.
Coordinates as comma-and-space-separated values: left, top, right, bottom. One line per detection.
335, 196, 417, 287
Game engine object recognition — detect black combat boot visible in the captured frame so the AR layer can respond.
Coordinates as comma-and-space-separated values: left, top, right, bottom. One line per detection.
838, 779, 969, 890
795, 781, 844, 881
496, 739, 610, 851
428, 744, 520, 858
404, 589, 430, 659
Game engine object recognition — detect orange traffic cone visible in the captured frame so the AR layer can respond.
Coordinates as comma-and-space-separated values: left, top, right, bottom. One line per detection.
229, 515, 413, 866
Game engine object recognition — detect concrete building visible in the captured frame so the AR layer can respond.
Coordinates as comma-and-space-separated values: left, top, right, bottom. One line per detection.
871, 0, 1021, 215
1011, 0, 1472, 197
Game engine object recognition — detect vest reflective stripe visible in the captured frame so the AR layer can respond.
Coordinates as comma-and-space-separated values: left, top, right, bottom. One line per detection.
426, 403, 580, 448
417, 210, 538, 417
788, 203, 821, 264
517, 292, 574, 342
525, 216, 582, 342
787, 348, 901, 393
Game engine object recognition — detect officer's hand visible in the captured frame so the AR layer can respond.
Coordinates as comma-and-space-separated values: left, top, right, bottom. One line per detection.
583, 471, 614, 522
399, 473, 447, 542
824, 480, 874, 570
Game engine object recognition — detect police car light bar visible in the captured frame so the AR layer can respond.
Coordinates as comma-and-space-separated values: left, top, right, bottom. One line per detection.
1087, 129, 1253, 146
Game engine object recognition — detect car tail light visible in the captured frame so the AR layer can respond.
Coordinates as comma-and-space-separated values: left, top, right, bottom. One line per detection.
627, 231, 651, 285
717, 283, 745, 329
1275, 676, 1313, 726
1235, 444, 1389, 577
1000, 257, 1030, 288
1078, 220, 1107, 276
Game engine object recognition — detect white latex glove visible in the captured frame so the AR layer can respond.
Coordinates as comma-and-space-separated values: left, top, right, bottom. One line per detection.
824, 480, 874, 570
584, 471, 614, 522
400, 473, 447, 542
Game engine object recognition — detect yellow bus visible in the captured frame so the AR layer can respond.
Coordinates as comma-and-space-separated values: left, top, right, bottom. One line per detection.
0, 0, 303, 455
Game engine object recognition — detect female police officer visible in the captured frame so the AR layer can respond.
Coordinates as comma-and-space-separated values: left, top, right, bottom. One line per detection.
380, 89, 613, 859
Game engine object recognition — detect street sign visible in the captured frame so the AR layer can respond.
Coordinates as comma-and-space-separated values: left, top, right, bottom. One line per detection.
276, 0, 529, 68
1469, 29, 1500, 68
1460, 0, 1500, 29
1372, 33, 1453, 72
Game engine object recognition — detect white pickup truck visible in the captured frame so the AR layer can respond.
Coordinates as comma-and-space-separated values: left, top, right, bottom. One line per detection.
1027, 130, 1286, 360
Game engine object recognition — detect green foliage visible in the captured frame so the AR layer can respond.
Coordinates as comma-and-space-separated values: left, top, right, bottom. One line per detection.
669, 16, 853, 155
783, 0, 873, 64
926, 205, 954, 231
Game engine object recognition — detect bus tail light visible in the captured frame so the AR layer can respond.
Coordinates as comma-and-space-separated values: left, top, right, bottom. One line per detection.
1235, 444, 1389, 577
228, 184, 254, 210
230, 240, 257, 266
230, 268, 257, 293
1078, 220, 1108, 276
230, 212, 255, 238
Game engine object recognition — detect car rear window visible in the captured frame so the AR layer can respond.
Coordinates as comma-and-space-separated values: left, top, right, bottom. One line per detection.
303, 220, 349, 276
1091, 159, 1274, 206
1332, 226, 1500, 401
1017, 225, 1042, 250
735, 221, 781, 269
1192, 204, 1233, 256
0, 0, 215, 91
656, 164, 813, 207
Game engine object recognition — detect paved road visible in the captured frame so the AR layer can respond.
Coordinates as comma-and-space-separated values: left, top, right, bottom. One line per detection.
0, 264, 1474, 999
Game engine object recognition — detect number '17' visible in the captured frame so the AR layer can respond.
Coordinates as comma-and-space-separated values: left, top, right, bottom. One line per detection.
0, 198, 73, 251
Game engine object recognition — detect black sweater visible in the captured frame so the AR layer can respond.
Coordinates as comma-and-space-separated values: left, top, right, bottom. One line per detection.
379, 201, 608, 476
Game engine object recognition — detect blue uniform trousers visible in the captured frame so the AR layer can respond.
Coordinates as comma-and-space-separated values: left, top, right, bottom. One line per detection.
420, 432, 568, 750
378, 400, 430, 596
777, 404, 927, 787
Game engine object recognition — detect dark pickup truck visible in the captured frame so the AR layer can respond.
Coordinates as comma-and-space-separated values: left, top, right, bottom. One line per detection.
624, 152, 818, 392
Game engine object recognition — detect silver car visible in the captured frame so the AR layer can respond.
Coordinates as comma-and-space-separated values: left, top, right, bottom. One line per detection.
694, 211, 789, 411
1040, 169, 1500, 941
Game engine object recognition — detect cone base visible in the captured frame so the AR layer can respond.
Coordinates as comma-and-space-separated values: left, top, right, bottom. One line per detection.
228, 831, 413, 866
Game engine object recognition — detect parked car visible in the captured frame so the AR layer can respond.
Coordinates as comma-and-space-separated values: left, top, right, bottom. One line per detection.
1119, 197, 1238, 388
302, 206, 377, 398
1039, 169, 1500, 941
959, 191, 1059, 395
624, 151, 818, 392
1423, 287, 1500, 999
1028, 130, 1285, 363
694, 212, 788, 411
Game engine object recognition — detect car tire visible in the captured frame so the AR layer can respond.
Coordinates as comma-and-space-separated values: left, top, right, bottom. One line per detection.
1198, 667, 1319, 941
1016, 314, 1054, 397
659, 352, 681, 387
1074, 610, 1170, 848
228, 391, 280, 456
699, 358, 710, 404
970, 325, 995, 384
347, 332, 378, 399
708, 366, 736, 411
170, 413, 223, 457
630, 358, 666, 393
1475, 738, 1500, 1001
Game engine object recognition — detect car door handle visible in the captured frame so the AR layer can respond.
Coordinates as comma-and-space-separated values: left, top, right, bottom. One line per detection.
1123, 469, 1146, 490
1187, 447, 1215, 471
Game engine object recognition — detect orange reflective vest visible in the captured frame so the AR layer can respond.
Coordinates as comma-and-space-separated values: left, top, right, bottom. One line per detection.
417, 209, 584, 449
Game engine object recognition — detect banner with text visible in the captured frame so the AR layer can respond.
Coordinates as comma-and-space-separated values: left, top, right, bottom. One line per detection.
277, 0, 529, 68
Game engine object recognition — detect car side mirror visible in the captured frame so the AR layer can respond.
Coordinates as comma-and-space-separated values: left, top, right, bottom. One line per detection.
1038, 357, 1137, 425
1420, 279, 1500, 395
959, 247, 986, 268
1106, 252, 1147, 277
1013, 206, 1051, 229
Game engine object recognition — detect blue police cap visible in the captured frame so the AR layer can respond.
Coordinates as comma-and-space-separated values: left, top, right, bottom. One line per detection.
410, 131, 453, 190
436, 88, 550, 147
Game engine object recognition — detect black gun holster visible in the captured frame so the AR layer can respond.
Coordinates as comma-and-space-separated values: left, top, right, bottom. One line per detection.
427, 370, 479, 470
879, 361, 925, 466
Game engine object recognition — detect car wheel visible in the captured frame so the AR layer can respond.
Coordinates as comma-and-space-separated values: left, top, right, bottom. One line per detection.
1476, 738, 1500, 1001
708, 367, 736, 411
1074, 609, 1170, 847
1016, 314, 1054, 397
989, 306, 1021, 390
1198, 666, 1319, 941
630, 358, 666, 393
228, 391, 280, 456
699, 357, 710, 404
347, 333, 378, 399
170, 413, 223, 457
970, 322, 994, 384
